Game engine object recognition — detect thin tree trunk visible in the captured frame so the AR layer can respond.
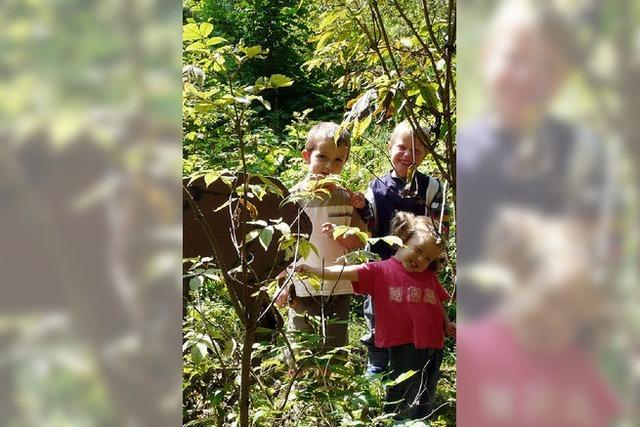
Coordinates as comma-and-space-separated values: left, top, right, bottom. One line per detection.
239, 323, 256, 427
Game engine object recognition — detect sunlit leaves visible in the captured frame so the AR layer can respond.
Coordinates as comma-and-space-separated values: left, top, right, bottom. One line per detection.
336, 250, 380, 264
206, 37, 227, 47
351, 115, 372, 140
242, 45, 264, 58
185, 41, 207, 52
332, 225, 369, 246
385, 369, 417, 387
278, 233, 318, 260
268, 74, 294, 88
245, 218, 293, 251
183, 22, 214, 42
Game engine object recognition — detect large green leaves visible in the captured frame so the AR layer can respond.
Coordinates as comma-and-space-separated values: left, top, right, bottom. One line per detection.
183, 22, 214, 41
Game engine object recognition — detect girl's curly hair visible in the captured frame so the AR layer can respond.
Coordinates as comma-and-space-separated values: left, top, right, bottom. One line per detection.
390, 211, 445, 271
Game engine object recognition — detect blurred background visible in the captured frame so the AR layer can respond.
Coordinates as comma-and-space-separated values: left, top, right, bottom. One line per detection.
0, 0, 182, 426
1, 0, 638, 425
457, 0, 639, 425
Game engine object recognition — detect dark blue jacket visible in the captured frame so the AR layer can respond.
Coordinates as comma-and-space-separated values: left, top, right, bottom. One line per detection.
358, 171, 447, 260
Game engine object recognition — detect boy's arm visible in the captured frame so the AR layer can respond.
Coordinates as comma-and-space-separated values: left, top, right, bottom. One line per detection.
346, 185, 376, 232
363, 186, 377, 233
431, 180, 450, 241
354, 192, 374, 229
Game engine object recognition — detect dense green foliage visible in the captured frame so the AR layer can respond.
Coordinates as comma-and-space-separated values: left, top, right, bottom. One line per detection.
183, 0, 456, 425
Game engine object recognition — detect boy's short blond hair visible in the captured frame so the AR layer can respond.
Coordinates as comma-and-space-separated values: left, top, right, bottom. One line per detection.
305, 122, 351, 152
389, 120, 430, 149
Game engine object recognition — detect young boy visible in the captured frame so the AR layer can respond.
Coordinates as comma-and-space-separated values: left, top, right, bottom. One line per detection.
358, 120, 449, 375
276, 122, 366, 354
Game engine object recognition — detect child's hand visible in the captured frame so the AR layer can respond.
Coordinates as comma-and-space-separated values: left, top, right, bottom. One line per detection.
322, 222, 335, 234
445, 321, 457, 338
322, 222, 336, 236
349, 191, 366, 209
275, 285, 289, 308
294, 263, 318, 276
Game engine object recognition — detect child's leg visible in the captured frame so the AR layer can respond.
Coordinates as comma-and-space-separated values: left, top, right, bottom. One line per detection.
286, 296, 319, 368
415, 348, 444, 419
322, 294, 350, 352
288, 295, 350, 371
386, 345, 440, 420
385, 344, 425, 419
361, 296, 389, 374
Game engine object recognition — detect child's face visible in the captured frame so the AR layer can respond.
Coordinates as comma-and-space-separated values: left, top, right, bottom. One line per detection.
302, 138, 349, 177
389, 133, 427, 179
396, 233, 442, 273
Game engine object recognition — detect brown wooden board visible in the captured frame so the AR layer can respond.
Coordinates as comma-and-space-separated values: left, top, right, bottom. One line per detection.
183, 173, 312, 285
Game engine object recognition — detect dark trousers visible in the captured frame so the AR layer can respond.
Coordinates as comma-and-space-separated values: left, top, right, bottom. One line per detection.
385, 344, 444, 420
361, 295, 389, 373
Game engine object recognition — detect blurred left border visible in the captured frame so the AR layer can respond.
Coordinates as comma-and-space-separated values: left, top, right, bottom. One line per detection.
0, 0, 183, 425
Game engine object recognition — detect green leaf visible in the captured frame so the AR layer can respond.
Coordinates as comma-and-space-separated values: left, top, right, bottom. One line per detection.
297, 239, 319, 259
243, 45, 263, 57
255, 326, 275, 335
258, 176, 284, 197
316, 32, 333, 50
212, 55, 226, 72
199, 23, 214, 38
206, 36, 227, 46
336, 250, 380, 264
185, 41, 206, 52
183, 23, 200, 42
272, 221, 291, 235
253, 77, 269, 92
332, 225, 368, 244
245, 229, 262, 244
269, 74, 294, 88
203, 172, 219, 187
194, 102, 217, 112
189, 276, 204, 292
386, 370, 417, 386
258, 227, 274, 250
213, 95, 234, 106
209, 389, 225, 406
318, 10, 343, 30
352, 115, 372, 140
223, 339, 236, 357
418, 83, 440, 109
332, 225, 350, 239
191, 342, 207, 365
214, 199, 232, 212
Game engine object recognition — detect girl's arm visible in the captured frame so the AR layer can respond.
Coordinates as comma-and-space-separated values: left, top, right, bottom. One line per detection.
441, 302, 456, 337
296, 263, 361, 282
